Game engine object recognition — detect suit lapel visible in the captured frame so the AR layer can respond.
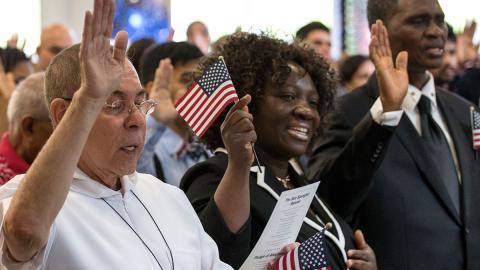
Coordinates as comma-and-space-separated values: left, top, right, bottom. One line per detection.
436, 91, 475, 222
395, 114, 462, 225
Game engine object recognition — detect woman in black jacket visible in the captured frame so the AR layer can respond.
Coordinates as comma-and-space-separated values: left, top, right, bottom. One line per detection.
180, 32, 376, 270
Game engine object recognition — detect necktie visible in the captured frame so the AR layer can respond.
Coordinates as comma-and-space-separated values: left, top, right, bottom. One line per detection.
417, 95, 460, 213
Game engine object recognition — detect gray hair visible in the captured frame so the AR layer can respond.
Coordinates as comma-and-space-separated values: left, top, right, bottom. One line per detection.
7, 72, 49, 133
45, 44, 81, 105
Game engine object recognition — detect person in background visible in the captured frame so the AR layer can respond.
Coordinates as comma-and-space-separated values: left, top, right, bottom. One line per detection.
430, 23, 459, 91
137, 41, 210, 186
1, 47, 33, 84
456, 21, 480, 106
455, 20, 478, 72
337, 55, 375, 96
34, 23, 74, 72
0, 48, 34, 135
0, 72, 51, 184
296, 21, 332, 61
457, 63, 480, 106
127, 38, 155, 73
187, 21, 211, 55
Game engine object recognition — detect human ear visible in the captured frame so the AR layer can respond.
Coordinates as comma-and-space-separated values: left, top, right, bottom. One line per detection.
49, 98, 69, 127
20, 116, 35, 135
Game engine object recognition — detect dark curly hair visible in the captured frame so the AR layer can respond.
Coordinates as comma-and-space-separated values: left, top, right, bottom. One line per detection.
196, 32, 336, 150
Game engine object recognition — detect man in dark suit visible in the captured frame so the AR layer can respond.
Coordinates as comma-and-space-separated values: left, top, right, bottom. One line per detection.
306, 0, 480, 269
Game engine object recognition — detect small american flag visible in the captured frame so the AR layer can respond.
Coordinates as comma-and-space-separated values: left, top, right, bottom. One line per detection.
174, 59, 238, 138
274, 229, 331, 270
471, 108, 480, 150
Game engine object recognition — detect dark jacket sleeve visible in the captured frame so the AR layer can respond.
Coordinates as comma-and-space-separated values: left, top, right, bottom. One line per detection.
306, 87, 395, 223
180, 154, 252, 269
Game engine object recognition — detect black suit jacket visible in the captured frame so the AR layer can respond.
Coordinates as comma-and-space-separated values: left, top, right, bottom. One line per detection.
458, 67, 480, 106
180, 151, 355, 270
307, 76, 480, 270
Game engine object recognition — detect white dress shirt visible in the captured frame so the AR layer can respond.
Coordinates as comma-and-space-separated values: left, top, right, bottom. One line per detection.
0, 169, 232, 270
370, 73, 461, 182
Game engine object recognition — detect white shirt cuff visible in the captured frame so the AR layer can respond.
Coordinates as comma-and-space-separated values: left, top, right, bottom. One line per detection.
369, 97, 403, 126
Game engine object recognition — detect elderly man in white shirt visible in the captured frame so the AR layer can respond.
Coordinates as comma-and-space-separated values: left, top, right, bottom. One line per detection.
0, 0, 232, 269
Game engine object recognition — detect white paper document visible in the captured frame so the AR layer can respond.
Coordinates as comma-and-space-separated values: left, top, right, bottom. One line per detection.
239, 181, 320, 270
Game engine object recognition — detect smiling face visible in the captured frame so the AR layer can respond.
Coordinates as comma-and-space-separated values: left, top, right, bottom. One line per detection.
78, 62, 146, 182
386, 0, 447, 72
253, 63, 320, 160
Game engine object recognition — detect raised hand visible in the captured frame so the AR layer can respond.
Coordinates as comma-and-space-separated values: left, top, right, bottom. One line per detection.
150, 58, 178, 124
6, 34, 26, 50
346, 230, 377, 270
221, 95, 256, 169
78, 0, 128, 101
0, 59, 15, 99
369, 20, 408, 112
457, 20, 478, 67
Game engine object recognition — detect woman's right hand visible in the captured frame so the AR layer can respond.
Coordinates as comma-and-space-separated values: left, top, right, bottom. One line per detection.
221, 95, 256, 169
214, 95, 256, 233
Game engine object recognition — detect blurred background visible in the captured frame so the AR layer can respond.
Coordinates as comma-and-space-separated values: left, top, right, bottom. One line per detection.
1, 0, 478, 62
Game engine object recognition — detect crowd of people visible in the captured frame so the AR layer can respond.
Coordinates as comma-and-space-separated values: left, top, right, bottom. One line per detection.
0, 0, 479, 269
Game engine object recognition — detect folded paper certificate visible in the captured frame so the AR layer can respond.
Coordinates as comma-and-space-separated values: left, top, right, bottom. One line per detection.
239, 181, 320, 270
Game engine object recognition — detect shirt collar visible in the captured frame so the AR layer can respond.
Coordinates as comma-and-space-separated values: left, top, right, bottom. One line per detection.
70, 167, 139, 198
403, 72, 437, 112
0, 132, 29, 174
161, 127, 187, 159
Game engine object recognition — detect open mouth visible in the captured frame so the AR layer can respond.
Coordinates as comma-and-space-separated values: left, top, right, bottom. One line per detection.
287, 126, 310, 141
120, 145, 138, 152
424, 47, 444, 57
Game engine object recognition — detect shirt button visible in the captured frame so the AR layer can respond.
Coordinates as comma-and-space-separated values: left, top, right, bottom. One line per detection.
465, 227, 470, 235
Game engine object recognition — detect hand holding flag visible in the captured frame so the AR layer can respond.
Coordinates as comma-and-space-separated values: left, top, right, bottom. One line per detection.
221, 95, 256, 169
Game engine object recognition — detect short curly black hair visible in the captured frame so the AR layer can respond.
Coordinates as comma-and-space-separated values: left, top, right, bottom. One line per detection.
367, 0, 399, 26
196, 32, 336, 150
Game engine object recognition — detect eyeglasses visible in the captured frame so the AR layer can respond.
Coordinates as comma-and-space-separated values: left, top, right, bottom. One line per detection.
62, 98, 157, 116
47, 46, 66, 55
104, 99, 157, 116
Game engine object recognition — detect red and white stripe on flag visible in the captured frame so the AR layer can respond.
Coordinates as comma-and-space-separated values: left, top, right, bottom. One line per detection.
473, 130, 480, 150
274, 248, 300, 270
471, 109, 480, 150
274, 248, 330, 270
174, 59, 238, 138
